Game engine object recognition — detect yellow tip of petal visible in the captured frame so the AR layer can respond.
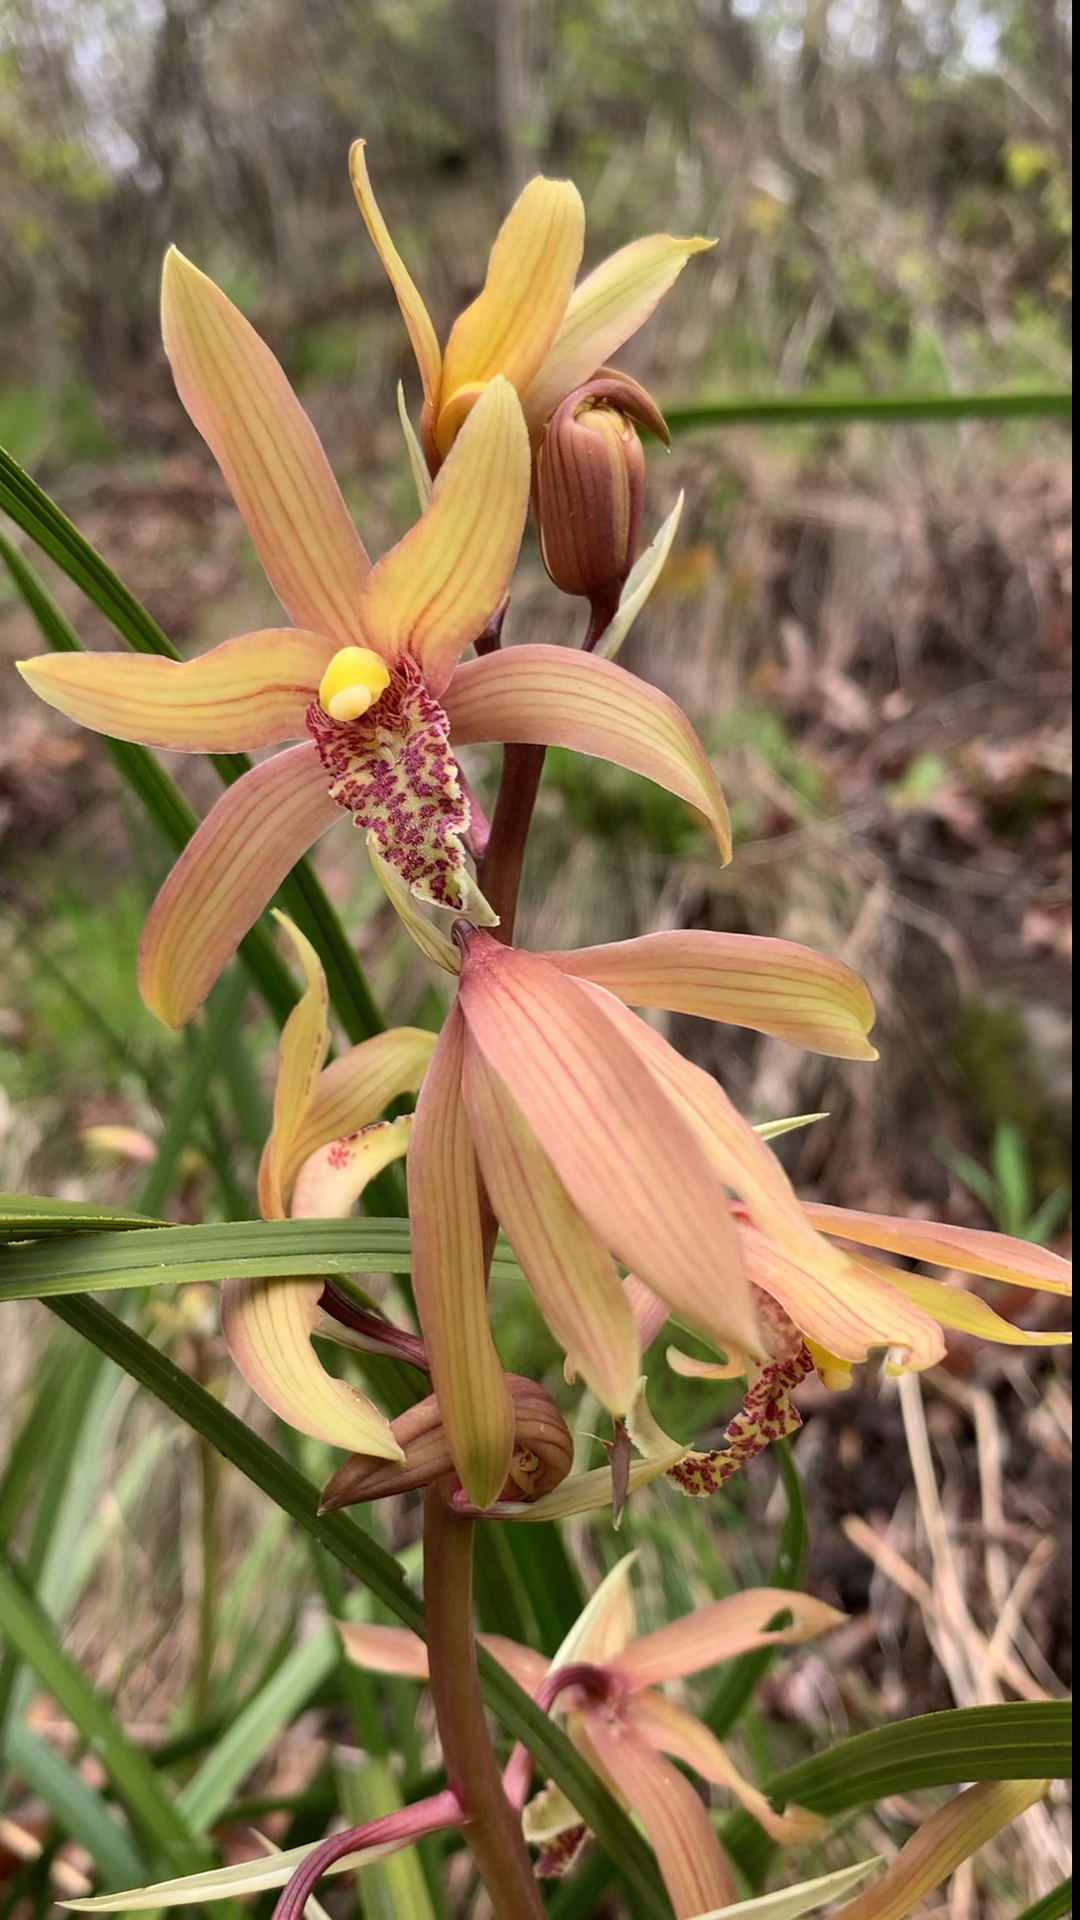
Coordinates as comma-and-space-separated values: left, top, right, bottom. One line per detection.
318, 646, 391, 721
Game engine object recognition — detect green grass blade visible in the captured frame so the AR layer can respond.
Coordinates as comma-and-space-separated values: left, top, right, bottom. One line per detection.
0, 1557, 204, 1869
3, 1722, 145, 1890
176, 1627, 339, 1832
665, 388, 1073, 430
706, 1441, 807, 1740
1015, 1877, 1073, 1920
0, 1197, 164, 1239
762, 1702, 1070, 1808
137, 971, 251, 1217
46, 1293, 673, 1917
337, 1753, 441, 1920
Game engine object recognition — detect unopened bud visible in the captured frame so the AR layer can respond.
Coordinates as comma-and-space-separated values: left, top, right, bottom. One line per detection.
319, 1374, 573, 1512
535, 373, 668, 617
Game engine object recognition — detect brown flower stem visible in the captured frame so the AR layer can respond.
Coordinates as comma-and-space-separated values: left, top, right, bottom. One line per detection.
477, 742, 546, 944
423, 1484, 546, 1918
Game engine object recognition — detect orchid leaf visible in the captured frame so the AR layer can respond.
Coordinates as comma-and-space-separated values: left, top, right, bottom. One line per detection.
664, 388, 1072, 430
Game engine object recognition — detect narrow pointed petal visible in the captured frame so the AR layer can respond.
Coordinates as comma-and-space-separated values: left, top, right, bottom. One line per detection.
407, 1004, 515, 1509
457, 942, 762, 1360
804, 1204, 1073, 1295
626, 1693, 824, 1843
357, 379, 530, 696
583, 1717, 737, 1920
17, 630, 331, 751
259, 912, 331, 1220
552, 1553, 639, 1669
443, 646, 732, 860
284, 1028, 437, 1193
610, 1589, 845, 1690
625, 1275, 673, 1351
687, 1858, 884, 1920
139, 744, 340, 1027
221, 1275, 403, 1456
492, 1449, 687, 1521
522, 233, 714, 432
349, 142, 443, 422
61, 1832, 431, 1911
832, 1779, 1050, 1920
739, 1220, 947, 1370
548, 930, 877, 1059
337, 1621, 547, 1695
368, 835, 462, 972
291, 1116, 412, 1218
597, 493, 684, 662
439, 178, 585, 446
461, 1043, 641, 1414
884, 1268, 1071, 1345
162, 249, 370, 641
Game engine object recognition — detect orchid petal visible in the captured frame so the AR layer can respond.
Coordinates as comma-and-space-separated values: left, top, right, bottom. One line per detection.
666, 1346, 746, 1380
407, 1004, 514, 1509
139, 743, 340, 1027
397, 382, 433, 509
625, 1275, 673, 1351
522, 233, 714, 432
804, 1204, 1073, 1296
609, 1589, 845, 1690
221, 1275, 403, 1457
462, 1043, 641, 1414
687, 1858, 884, 1920
457, 942, 762, 1361
738, 1220, 946, 1370
494, 1450, 686, 1521
884, 1268, 1072, 1346
368, 834, 462, 972
60, 1832, 419, 1910
596, 493, 684, 662
291, 1116, 412, 1218
258, 912, 331, 1220
438, 177, 585, 447
551, 1553, 639, 1669
582, 1716, 738, 1920
349, 142, 443, 427
283, 1028, 436, 1198
443, 646, 732, 860
357, 378, 530, 696
336, 1622, 546, 1696
549, 930, 877, 1059
832, 1779, 1050, 1920
626, 1693, 824, 1843
162, 249, 370, 642
17, 630, 330, 752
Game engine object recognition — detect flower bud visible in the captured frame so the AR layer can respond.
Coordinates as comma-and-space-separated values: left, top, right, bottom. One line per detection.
319, 1374, 573, 1512
535, 373, 668, 617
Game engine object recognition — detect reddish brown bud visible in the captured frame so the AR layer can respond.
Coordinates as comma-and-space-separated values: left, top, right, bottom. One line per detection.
535, 374, 668, 612
319, 1374, 573, 1512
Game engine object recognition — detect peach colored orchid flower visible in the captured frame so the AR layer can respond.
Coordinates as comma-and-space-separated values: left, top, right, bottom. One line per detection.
19, 251, 731, 1028
350, 142, 712, 466
219, 913, 434, 1457
341, 1555, 842, 1920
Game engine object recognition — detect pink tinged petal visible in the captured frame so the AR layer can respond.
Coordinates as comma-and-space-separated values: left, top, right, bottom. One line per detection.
522, 233, 715, 433
16, 630, 332, 752
666, 1345, 746, 1380
803, 1204, 1073, 1296
338, 1622, 430, 1680
161, 249, 370, 642
610, 1589, 845, 1691
547, 930, 877, 1060
443, 646, 732, 862
357, 378, 530, 697
626, 1693, 824, 1843
553, 1553, 639, 1669
286, 1028, 437, 1191
461, 1043, 641, 1415
832, 1779, 1050, 1920
220, 1275, 403, 1456
258, 912, 331, 1221
457, 941, 763, 1362
349, 142, 443, 428
582, 1716, 737, 1920
738, 1220, 947, 1371
438, 178, 585, 444
407, 1004, 515, 1509
625, 1276, 672, 1351
138, 743, 339, 1028
291, 1116, 412, 1218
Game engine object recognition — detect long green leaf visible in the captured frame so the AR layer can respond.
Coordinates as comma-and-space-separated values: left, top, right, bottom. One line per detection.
3, 1722, 145, 1890
665, 388, 1073, 430
176, 1627, 339, 1832
137, 971, 251, 1217
0, 1196, 164, 1239
45, 1293, 673, 1917
762, 1702, 1070, 1809
1015, 1877, 1073, 1920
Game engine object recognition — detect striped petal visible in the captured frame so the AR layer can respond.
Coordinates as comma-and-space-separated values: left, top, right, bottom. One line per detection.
162, 249, 370, 642
443, 645, 732, 861
885, 1268, 1071, 1346
610, 1589, 845, 1690
138, 743, 340, 1027
626, 1693, 824, 1843
349, 142, 443, 431
285, 1029, 437, 1192
738, 1220, 946, 1370
407, 1003, 515, 1509
552, 1553, 637, 1668
437, 177, 585, 452
357, 378, 531, 697
805, 1205, 1073, 1296
833, 1779, 1050, 1920
548, 930, 877, 1059
337, 1621, 548, 1697
16, 630, 330, 751
221, 1275, 403, 1457
291, 1116, 412, 1218
258, 912, 331, 1219
522, 233, 714, 433
457, 939, 762, 1361
582, 1716, 737, 1920
461, 1041, 641, 1415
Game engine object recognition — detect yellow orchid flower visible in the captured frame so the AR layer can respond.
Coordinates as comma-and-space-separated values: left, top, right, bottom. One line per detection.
18, 249, 732, 1027
350, 141, 713, 466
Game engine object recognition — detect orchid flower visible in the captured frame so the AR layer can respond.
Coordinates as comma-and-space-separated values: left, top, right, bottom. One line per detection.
350, 142, 712, 466
19, 251, 732, 1027
341, 1555, 842, 1919
219, 913, 435, 1457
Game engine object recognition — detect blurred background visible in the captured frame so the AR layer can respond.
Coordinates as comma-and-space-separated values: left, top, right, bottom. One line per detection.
0, 1, 1072, 1912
